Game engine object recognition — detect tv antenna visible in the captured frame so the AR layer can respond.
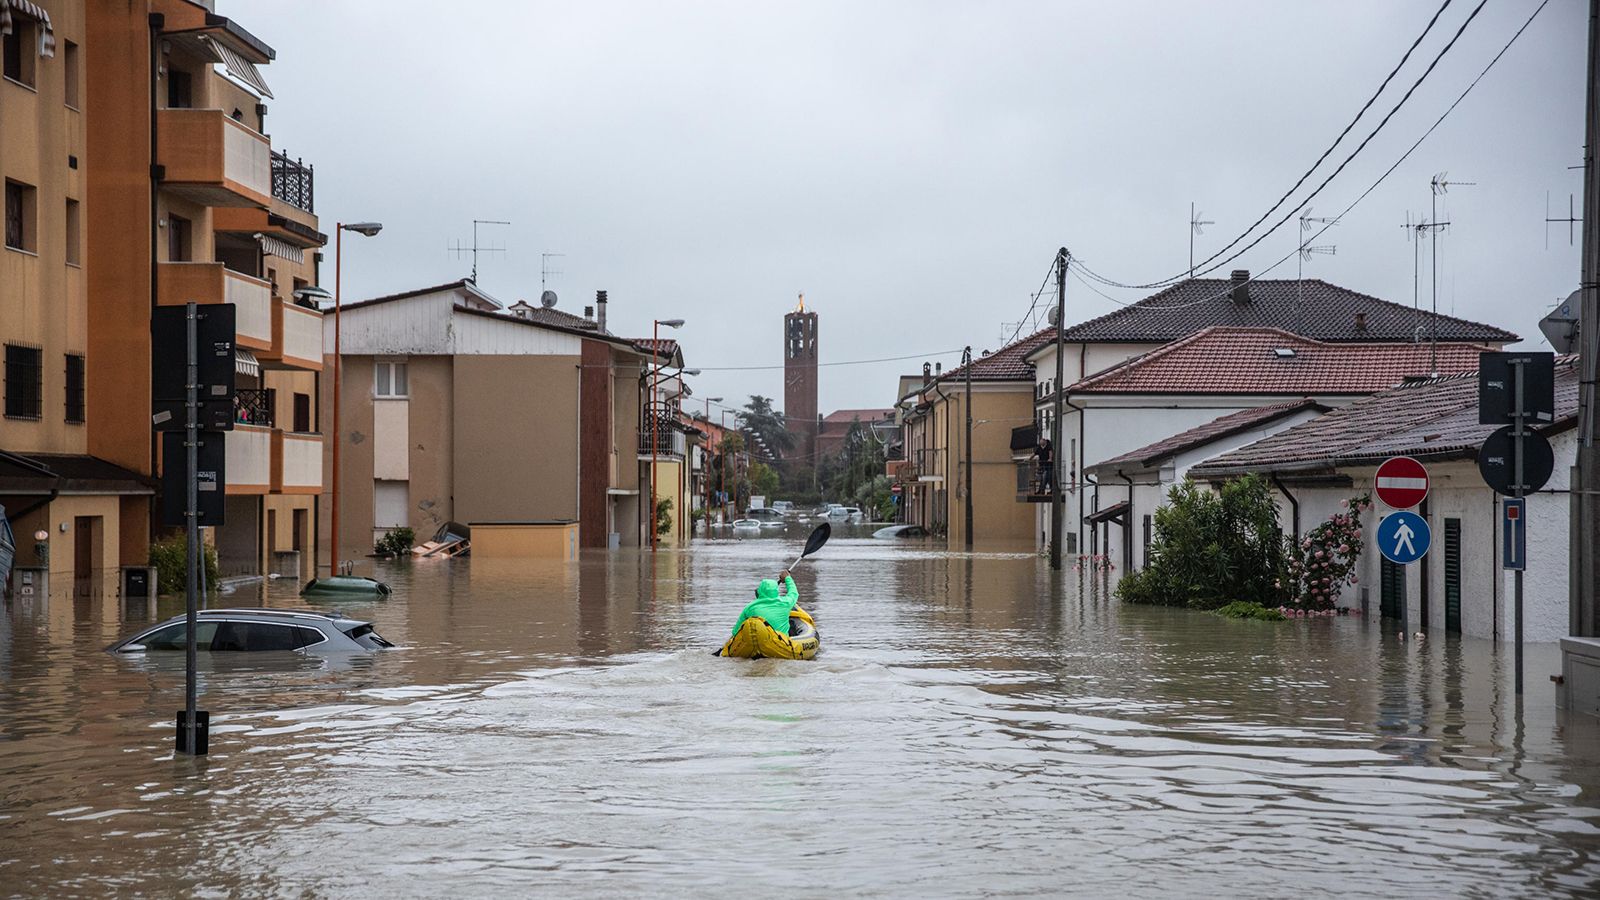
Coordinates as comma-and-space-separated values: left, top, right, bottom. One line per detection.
541, 252, 565, 291
448, 219, 511, 282
1189, 202, 1214, 279
1419, 173, 1473, 372
1295, 209, 1338, 325
1545, 191, 1582, 249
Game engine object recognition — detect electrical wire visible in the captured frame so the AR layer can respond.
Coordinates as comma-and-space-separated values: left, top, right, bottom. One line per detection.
690, 348, 964, 372
1076, 0, 1485, 291
1002, 257, 1063, 348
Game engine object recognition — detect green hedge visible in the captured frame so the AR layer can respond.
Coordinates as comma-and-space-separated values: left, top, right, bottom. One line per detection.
148, 535, 219, 595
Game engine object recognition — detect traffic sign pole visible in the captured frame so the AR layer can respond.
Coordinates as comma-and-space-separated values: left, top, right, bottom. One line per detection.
1513, 359, 1526, 695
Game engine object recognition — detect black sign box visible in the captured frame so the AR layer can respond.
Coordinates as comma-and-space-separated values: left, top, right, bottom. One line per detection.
152, 304, 237, 432
1478, 351, 1555, 425
160, 430, 227, 527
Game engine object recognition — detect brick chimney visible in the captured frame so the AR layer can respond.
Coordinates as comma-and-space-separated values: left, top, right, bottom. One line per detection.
596, 290, 608, 332
1229, 270, 1251, 304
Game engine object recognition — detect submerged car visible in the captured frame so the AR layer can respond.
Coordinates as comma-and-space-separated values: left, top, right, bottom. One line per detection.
108, 608, 394, 654
873, 524, 929, 539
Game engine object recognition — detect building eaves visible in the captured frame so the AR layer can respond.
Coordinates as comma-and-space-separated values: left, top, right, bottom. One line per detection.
340, 279, 480, 313
451, 304, 643, 349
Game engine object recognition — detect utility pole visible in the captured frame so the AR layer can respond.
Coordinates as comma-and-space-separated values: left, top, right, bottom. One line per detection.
1050, 249, 1068, 571
963, 346, 974, 550
1573, 0, 1600, 639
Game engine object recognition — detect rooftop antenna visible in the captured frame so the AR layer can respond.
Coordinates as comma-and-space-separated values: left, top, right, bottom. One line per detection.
448, 219, 511, 282
1546, 191, 1582, 249
1296, 208, 1338, 328
541, 251, 565, 291
1426, 173, 1474, 373
1189, 202, 1214, 279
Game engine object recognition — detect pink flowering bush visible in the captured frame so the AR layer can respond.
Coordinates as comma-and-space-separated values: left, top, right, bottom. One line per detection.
1284, 493, 1371, 611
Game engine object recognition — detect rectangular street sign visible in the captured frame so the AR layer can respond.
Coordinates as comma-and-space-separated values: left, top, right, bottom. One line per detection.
1478, 351, 1555, 425
1502, 497, 1526, 571
160, 431, 227, 527
152, 304, 237, 432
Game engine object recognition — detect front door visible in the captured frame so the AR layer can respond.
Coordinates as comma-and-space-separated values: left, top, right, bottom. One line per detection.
73, 516, 100, 597
1444, 518, 1462, 633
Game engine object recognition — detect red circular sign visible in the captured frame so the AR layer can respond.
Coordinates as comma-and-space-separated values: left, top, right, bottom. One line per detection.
1375, 456, 1430, 509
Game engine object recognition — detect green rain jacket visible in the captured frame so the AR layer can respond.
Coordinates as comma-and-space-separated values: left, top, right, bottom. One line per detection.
731, 576, 799, 636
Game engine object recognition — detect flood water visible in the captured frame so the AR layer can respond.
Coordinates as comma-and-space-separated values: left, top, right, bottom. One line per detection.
4, 527, 1600, 897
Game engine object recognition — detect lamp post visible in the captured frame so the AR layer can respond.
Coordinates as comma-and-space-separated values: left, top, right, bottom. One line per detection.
331, 221, 382, 574
703, 396, 722, 530
649, 318, 685, 552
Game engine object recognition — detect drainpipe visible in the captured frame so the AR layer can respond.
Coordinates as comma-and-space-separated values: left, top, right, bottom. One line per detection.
148, 13, 164, 537
1271, 473, 1300, 537
1064, 393, 1088, 558
1116, 469, 1136, 572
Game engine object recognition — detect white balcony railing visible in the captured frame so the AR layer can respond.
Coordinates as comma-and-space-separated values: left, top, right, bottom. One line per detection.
226, 425, 273, 492
224, 270, 272, 347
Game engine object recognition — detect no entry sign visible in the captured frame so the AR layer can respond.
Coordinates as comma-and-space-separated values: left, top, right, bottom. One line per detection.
1375, 456, 1429, 509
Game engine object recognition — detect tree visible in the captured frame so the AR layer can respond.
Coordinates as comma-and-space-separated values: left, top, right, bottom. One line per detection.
1117, 476, 1287, 609
748, 461, 780, 499
739, 395, 795, 458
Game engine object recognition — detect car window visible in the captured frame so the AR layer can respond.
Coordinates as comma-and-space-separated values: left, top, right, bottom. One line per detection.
210, 621, 324, 651
136, 621, 218, 651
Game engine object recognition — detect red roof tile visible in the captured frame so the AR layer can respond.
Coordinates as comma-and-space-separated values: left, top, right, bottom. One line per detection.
1070, 327, 1486, 395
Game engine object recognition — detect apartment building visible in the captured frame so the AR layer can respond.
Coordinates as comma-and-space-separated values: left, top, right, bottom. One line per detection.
81, 0, 327, 578
326, 283, 684, 560
0, 0, 150, 591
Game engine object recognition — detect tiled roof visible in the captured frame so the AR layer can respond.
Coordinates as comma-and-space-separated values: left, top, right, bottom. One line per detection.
341, 279, 501, 312
937, 327, 1058, 384
0, 452, 156, 495
506, 302, 605, 333
1092, 399, 1328, 470
1190, 358, 1581, 475
822, 408, 894, 425
1057, 277, 1518, 344
634, 337, 680, 358
1070, 327, 1486, 395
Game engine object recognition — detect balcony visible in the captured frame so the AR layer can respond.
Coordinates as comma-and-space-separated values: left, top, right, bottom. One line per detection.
258, 300, 323, 370
272, 430, 323, 494
1016, 461, 1054, 503
271, 150, 314, 213
235, 388, 274, 427
157, 108, 273, 208
157, 263, 273, 350
226, 424, 273, 494
639, 405, 687, 457
914, 448, 945, 482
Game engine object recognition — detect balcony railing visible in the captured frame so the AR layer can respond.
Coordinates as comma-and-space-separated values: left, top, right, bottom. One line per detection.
639, 404, 686, 456
236, 388, 274, 427
156, 108, 272, 207
914, 448, 944, 481
271, 149, 314, 213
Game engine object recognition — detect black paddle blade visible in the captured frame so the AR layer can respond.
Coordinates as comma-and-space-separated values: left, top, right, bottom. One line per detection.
802, 522, 831, 558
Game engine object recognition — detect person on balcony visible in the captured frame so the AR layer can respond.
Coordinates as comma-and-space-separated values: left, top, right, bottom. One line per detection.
1035, 438, 1054, 495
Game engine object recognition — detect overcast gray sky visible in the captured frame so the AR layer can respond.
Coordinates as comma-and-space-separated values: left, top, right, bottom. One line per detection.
261, 0, 1588, 416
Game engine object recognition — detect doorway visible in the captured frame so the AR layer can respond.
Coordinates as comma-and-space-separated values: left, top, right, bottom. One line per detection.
73, 516, 102, 597
1380, 557, 1405, 620
1444, 518, 1462, 634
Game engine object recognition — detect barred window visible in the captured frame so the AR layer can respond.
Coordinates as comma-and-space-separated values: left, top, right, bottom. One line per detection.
65, 354, 84, 423
5, 344, 43, 419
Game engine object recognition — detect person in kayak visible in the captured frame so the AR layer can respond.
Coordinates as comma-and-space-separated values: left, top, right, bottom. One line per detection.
731, 569, 801, 636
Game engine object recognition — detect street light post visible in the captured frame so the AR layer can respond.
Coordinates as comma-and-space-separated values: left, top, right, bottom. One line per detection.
649, 319, 685, 552
703, 396, 722, 532
331, 222, 382, 575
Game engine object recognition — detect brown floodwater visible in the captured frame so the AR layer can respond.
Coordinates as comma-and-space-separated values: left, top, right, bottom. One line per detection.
3, 526, 1600, 897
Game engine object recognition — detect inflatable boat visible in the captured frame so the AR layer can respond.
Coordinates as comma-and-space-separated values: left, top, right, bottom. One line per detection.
301, 574, 392, 598
717, 606, 819, 660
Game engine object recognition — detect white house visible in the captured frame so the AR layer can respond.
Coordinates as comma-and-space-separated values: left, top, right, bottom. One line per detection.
1191, 359, 1581, 643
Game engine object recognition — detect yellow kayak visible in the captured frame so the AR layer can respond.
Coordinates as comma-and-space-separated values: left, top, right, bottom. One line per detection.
717, 607, 819, 660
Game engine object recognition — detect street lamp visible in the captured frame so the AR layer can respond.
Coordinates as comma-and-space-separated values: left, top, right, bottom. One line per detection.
332, 221, 383, 574
650, 318, 684, 552
703, 396, 722, 528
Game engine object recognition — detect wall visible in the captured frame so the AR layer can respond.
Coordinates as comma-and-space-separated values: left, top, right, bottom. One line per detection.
946, 386, 1035, 546
579, 339, 613, 547
471, 522, 578, 561
451, 355, 580, 524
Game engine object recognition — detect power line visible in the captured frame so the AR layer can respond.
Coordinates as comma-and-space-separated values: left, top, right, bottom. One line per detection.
691, 348, 964, 372
1078, 0, 1487, 291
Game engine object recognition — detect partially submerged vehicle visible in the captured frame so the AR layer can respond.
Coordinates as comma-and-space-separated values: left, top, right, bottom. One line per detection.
873, 523, 929, 539
108, 608, 394, 654
302, 574, 392, 598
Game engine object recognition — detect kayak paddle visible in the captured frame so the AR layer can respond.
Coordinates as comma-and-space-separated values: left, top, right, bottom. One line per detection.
786, 522, 831, 572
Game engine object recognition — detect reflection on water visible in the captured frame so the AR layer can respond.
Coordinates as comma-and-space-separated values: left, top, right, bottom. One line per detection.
3, 534, 1600, 896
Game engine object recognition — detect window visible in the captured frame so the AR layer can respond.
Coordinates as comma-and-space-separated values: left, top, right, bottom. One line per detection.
64, 199, 80, 265
374, 361, 408, 398
166, 69, 192, 108
374, 480, 409, 529
293, 392, 311, 433
2, 16, 35, 87
133, 621, 219, 651
266, 266, 277, 297
5, 344, 42, 419
209, 621, 323, 651
167, 214, 191, 262
63, 40, 78, 107
65, 354, 84, 423
5, 179, 36, 252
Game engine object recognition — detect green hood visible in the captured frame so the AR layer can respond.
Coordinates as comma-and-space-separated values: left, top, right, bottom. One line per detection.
732, 576, 799, 636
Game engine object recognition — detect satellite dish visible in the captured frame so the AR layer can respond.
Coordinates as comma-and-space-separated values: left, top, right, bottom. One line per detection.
1539, 289, 1581, 354
1048, 307, 1059, 327
541, 290, 558, 308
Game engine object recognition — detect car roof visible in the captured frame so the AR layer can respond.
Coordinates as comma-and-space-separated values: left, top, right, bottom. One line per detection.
193, 608, 367, 626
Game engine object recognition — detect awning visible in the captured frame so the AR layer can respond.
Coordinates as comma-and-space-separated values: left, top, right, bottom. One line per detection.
255, 233, 304, 265
1084, 500, 1130, 525
1, 1, 57, 57
235, 349, 260, 378
208, 35, 273, 98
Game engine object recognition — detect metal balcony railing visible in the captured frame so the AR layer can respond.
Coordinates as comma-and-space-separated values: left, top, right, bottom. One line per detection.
639, 404, 684, 456
271, 150, 314, 213
235, 388, 275, 427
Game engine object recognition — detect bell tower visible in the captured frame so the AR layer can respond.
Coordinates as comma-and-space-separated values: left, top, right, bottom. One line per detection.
783, 294, 819, 462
